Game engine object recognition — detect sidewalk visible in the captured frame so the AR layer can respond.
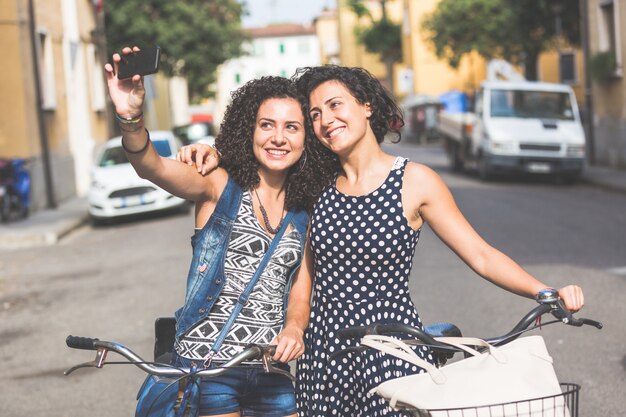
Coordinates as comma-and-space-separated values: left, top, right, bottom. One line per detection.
0, 164, 625, 251
0, 196, 88, 250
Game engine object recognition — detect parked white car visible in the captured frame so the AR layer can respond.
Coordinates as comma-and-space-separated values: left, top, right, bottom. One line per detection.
88, 131, 188, 223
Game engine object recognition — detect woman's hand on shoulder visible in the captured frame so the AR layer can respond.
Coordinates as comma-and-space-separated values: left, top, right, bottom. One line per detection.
557, 285, 585, 312
270, 325, 305, 363
176, 143, 220, 175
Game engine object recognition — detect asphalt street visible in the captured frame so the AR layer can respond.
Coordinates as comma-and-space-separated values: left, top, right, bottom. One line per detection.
0, 142, 624, 416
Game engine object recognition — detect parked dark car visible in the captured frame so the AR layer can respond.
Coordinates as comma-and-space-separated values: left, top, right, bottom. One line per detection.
173, 122, 216, 146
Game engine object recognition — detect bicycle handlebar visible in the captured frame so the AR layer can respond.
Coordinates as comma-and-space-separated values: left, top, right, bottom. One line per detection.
337, 298, 602, 349
64, 336, 278, 378
486, 299, 602, 345
66, 335, 100, 350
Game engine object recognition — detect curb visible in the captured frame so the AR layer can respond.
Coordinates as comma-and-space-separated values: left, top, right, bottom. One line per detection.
0, 198, 89, 251
580, 176, 626, 194
0, 215, 89, 250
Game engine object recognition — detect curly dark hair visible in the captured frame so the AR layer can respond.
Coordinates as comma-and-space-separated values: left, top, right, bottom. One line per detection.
215, 76, 336, 212
292, 65, 404, 144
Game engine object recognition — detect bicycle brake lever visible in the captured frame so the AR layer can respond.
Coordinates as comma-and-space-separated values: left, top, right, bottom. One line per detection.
570, 317, 603, 329
64, 348, 108, 375
261, 350, 296, 382
550, 300, 603, 330
64, 361, 97, 375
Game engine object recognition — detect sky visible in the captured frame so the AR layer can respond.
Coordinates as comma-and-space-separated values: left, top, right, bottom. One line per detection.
241, 0, 335, 28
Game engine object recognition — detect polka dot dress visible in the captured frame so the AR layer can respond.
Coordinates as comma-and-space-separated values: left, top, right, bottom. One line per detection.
296, 157, 433, 417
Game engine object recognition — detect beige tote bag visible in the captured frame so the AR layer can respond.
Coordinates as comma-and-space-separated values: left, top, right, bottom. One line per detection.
363, 335, 569, 417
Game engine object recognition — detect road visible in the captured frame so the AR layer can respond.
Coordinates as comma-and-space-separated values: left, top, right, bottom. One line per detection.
0, 142, 624, 416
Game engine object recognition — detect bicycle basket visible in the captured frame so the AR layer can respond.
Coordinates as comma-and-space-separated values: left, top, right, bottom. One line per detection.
407, 382, 579, 417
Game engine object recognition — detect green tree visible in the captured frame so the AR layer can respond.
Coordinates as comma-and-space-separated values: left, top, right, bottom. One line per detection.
422, 0, 580, 80
348, 0, 402, 92
104, 0, 247, 101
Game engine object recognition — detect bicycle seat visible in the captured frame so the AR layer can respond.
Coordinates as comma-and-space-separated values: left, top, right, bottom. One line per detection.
154, 317, 176, 363
424, 323, 462, 338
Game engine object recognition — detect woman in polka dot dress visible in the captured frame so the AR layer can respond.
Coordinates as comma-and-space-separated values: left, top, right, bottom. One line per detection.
178, 68, 586, 416
292, 66, 585, 417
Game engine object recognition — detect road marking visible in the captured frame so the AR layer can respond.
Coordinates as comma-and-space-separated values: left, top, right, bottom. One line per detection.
606, 266, 626, 276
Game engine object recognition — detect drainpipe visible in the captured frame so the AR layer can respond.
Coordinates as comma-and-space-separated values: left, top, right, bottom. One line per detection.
28, 0, 56, 208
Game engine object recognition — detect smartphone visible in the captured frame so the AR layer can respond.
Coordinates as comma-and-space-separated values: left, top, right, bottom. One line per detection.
117, 45, 161, 80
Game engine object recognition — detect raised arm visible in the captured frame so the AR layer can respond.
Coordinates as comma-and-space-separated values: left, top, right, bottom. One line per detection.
104, 46, 222, 202
403, 163, 584, 312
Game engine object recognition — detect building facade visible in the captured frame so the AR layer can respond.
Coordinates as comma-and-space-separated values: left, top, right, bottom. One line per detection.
0, 0, 110, 211
335, 0, 404, 92
314, 7, 340, 65
214, 23, 321, 125
587, 0, 625, 168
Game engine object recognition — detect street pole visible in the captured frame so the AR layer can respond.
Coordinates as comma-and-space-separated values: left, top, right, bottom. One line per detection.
27, 0, 56, 208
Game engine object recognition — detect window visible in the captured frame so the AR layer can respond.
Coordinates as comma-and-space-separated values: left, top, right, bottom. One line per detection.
253, 42, 264, 56
235, 73, 241, 84
99, 147, 128, 167
559, 52, 577, 84
36, 29, 57, 110
490, 89, 575, 121
279, 43, 285, 54
151, 140, 173, 157
298, 39, 310, 54
598, 0, 623, 75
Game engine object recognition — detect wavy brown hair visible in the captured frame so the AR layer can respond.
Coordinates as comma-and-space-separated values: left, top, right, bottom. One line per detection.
292, 65, 404, 144
215, 76, 336, 212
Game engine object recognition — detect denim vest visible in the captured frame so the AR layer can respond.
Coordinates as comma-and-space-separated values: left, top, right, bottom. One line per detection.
174, 176, 309, 340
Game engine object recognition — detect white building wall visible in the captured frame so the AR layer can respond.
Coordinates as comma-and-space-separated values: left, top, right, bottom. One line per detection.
215, 33, 320, 127
62, 0, 94, 196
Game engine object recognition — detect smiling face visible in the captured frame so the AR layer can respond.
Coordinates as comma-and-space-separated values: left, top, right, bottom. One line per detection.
253, 97, 306, 177
308, 80, 373, 155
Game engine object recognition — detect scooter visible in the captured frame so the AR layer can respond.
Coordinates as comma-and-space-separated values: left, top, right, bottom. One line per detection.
0, 158, 31, 222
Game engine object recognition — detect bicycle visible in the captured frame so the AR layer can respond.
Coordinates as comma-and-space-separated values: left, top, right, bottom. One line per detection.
64, 334, 294, 416
332, 289, 603, 417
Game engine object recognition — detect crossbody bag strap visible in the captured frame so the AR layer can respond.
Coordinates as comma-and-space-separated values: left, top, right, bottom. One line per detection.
204, 211, 295, 367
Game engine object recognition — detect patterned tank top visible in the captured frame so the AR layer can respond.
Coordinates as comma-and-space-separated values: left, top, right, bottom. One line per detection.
175, 191, 302, 362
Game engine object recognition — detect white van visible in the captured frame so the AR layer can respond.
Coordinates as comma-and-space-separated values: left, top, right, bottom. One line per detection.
439, 80, 586, 180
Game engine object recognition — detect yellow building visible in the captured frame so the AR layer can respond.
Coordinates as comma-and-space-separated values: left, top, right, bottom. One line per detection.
401, 1, 586, 99
314, 7, 340, 65
327, 0, 588, 105
0, 0, 110, 211
336, 0, 404, 91
586, 0, 625, 168
331, 0, 484, 98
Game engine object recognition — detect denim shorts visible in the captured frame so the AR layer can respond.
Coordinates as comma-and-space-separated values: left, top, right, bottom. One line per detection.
171, 354, 297, 417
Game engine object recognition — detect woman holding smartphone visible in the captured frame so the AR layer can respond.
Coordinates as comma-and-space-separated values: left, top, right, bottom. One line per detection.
104, 47, 336, 417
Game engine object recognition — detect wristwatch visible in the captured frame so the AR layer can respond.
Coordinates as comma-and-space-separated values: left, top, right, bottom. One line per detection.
534, 288, 559, 304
